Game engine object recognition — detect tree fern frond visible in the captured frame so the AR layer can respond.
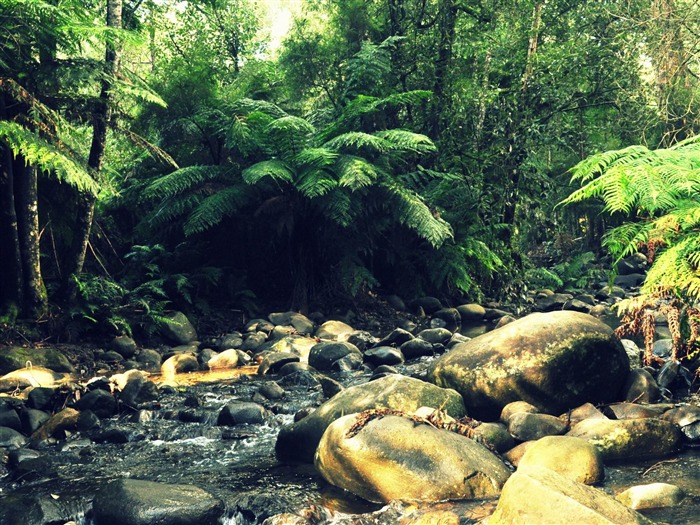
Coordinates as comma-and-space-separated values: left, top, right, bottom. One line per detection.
324, 132, 392, 155
147, 193, 204, 229
376, 129, 437, 154
264, 116, 314, 157
643, 235, 700, 299
294, 147, 338, 170
0, 121, 98, 194
602, 221, 651, 261
337, 155, 381, 190
382, 182, 453, 248
318, 191, 353, 227
242, 159, 293, 185
296, 169, 338, 198
184, 184, 254, 235
143, 165, 229, 200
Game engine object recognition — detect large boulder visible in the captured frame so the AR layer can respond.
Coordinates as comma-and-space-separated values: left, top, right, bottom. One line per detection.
275, 374, 465, 463
315, 413, 511, 503
92, 478, 223, 525
517, 435, 604, 485
159, 311, 197, 345
567, 418, 681, 461
428, 311, 630, 419
489, 466, 654, 524
0, 347, 74, 375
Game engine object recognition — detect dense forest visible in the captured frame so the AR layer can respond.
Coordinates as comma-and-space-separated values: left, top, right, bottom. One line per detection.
1, 0, 699, 343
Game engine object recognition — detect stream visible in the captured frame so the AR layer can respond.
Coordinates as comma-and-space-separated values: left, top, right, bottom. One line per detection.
2, 327, 700, 524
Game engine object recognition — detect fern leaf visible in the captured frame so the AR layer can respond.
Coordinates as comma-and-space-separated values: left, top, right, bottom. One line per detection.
144, 165, 229, 200
337, 155, 381, 190
242, 159, 293, 185
296, 169, 338, 198
376, 130, 436, 154
324, 132, 392, 155
184, 184, 254, 235
294, 147, 338, 170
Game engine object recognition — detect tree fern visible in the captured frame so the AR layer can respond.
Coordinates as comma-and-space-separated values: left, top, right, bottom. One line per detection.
376, 130, 437, 155
242, 159, 294, 185
337, 155, 381, 190
324, 132, 392, 155
143, 165, 230, 200
184, 185, 255, 236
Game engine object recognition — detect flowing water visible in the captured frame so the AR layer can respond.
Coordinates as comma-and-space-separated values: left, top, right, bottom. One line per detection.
3, 356, 700, 524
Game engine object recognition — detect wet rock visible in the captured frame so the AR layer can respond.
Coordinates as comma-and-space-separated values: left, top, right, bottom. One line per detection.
242, 332, 268, 352
218, 401, 266, 425
471, 422, 515, 453
93, 427, 132, 444
246, 319, 275, 333
518, 435, 604, 484
494, 315, 516, 329
217, 333, 244, 351
0, 346, 74, 375
319, 376, 344, 398
616, 483, 685, 510
26, 386, 56, 411
623, 368, 660, 403
276, 374, 466, 463
269, 312, 315, 335
346, 330, 376, 351
159, 311, 198, 345
653, 339, 674, 359
315, 413, 511, 503
20, 408, 50, 434
207, 349, 239, 369
607, 402, 665, 420
259, 382, 285, 400
135, 349, 162, 372
363, 346, 404, 366
118, 372, 159, 408
507, 412, 568, 441
32, 407, 80, 441
446, 333, 470, 348
662, 405, 700, 442
92, 478, 224, 525
456, 304, 486, 322
315, 320, 354, 341
160, 353, 199, 377
375, 327, 414, 347
75, 388, 117, 418
0, 426, 28, 448
416, 328, 452, 345
595, 286, 626, 301
429, 311, 630, 419
0, 404, 20, 431
400, 338, 434, 359
567, 417, 681, 460
561, 402, 608, 426
499, 401, 539, 424
0, 493, 64, 524
77, 409, 100, 431
656, 359, 681, 389
614, 273, 645, 288
489, 465, 653, 524
7, 448, 41, 468
308, 342, 362, 371
621, 339, 642, 368
432, 308, 460, 329
617, 253, 647, 275
411, 296, 443, 315
111, 335, 138, 359
563, 298, 592, 313
533, 293, 573, 312
258, 352, 300, 375
331, 352, 364, 372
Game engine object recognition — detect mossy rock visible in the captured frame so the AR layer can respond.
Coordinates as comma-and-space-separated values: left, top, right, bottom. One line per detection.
0, 346, 74, 375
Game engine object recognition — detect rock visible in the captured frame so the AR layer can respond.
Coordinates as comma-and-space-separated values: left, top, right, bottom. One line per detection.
75, 388, 117, 418
489, 465, 654, 524
471, 422, 515, 453
432, 308, 460, 328
135, 349, 162, 372
331, 352, 363, 371
275, 374, 466, 463
259, 382, 285, 400
319, 376, 344, 398
416, 328, 452, 345
32, 407, 80, 441
118, 372, 159, 408
456, 304, 486, 322
218, 401, 266, 425
0, 426, 27, 448
92, 478, 224, 525
0, 366, 68, 391
111, 335, 138, 359
207, 349, 239, 369
315, 413, 511, 503
26, 386, 56, 411
503, 441, 536, 466
617, 253, 647, 275
257, 352, 300, 375
662, 405, 700, 442
653, 338, 674, 359
315, 320, 354, 341
621, 339, 642, 369
159, 311, 198, 345
386, 294, 406, 311
567, 417, 681, 460
346, 330, 376, 351
561, 402, 608, 426
428, 311, 630, 419
269, 311, 315, 334
616, 483, 685, 510
607, 402, 665, 420
363, 346, 404, 366
623, 368, 660, 403
0, 494, 64, 525
614, 273, 645, 288
160, 353, 199, 377
20, 408, 50, 434
400, 338, 434, 359
411, 296, 443, 315
217, 333, 243, 351
494, 315, 516, 329
508, 412, 569, 441
533, 293, 573, 312
0, 346, 74, 375
375, 327, 414, 348
499, 401, 539, 424
308, 342, 362, 371
0, 405, 20, 431
563, 298, 592, 313
518, 435, 604, 484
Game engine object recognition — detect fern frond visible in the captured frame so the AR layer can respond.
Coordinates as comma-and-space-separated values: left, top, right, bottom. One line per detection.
318, 191, 353, 227
184, 184, 254, 235
242, 159, 293, 185
0, 121, 98, 194
643, 235, 700, 299
296, 169, 338, 198
337, 155, 381, 190
147, 193, 204, 229
264, 116, 314, 157
294, 147, 338, 170
324, 132, 392, 154
376, 130, 436, 154
382, 182, 453, 248
602, 221, 651, 261
143, 165, 229, 200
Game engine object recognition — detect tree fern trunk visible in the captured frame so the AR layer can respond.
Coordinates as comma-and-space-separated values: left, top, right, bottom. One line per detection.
15, 159, 47, 319
0, 96, 22, 322
61, 0, 122, 304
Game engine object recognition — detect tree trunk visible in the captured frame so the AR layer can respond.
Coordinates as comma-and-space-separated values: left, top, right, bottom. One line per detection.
431, 0, 457, 137
15, 159, 48, 319
0, 97, 22, 322
61, 0, 122, 303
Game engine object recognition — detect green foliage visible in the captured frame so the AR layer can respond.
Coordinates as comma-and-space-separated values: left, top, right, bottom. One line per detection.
561, 137, 700, 302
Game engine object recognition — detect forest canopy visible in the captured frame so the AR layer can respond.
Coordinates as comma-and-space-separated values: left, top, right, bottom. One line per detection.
1, 0, 699, 339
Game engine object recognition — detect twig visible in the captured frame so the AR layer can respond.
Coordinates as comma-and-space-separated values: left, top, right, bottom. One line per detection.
643, 458, 680, 476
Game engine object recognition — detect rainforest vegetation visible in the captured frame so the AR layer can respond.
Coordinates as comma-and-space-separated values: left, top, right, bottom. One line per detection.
1, 0, 699, 342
